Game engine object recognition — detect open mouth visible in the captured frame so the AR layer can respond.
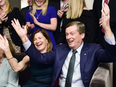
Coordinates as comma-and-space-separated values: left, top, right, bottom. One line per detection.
36, 43, 42, 47
68, 40, 73, 43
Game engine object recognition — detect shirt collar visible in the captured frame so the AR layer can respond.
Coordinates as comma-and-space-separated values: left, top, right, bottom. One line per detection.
71, 42, 84, 55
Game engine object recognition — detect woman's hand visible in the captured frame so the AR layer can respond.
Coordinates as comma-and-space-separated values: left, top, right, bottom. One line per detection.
11, 19, 29, 44
0, 35, 9, 52
0, 11, 8, 22
26, 22, 35, 29
30, 13, 39, 25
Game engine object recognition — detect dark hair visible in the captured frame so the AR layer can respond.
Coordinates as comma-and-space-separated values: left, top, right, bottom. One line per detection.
32, 29, 53, 52
66, 21, 85, 34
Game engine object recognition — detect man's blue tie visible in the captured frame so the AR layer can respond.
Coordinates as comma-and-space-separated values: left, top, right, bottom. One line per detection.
65, 50, 77, 87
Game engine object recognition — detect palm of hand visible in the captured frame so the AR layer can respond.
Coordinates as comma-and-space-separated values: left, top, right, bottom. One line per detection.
11, 19, 27, 38
0, 36, 9, 51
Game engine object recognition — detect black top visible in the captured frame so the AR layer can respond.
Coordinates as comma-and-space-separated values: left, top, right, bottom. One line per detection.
0, 7, 22, 46
58, 10, 97, 44
21, 6, 32, 25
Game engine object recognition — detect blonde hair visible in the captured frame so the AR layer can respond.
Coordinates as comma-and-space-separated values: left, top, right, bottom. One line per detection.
32, 0, 48, 16
0, 0, 13, 14
66, 0, 86, 19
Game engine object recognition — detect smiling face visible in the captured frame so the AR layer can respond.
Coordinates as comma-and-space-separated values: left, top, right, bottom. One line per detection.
28, 0, 32, 6
34, 0, 45, 8
66, 24, 85, 50
0, 0, 6, 7
33, 32, 48, 53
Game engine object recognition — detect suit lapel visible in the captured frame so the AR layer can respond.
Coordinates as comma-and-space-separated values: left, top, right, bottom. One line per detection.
54, 45, 70, 82
80, 43, 88, 80
57, 45, 70, 71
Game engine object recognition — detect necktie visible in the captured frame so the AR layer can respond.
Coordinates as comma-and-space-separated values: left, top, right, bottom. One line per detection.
65, 50, 77, 87
101, 0, 108, 33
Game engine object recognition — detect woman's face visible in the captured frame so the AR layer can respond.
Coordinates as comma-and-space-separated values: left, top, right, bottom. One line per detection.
35, 0, 45, 8
33, 32, 48, 53
0, 0, 6, 7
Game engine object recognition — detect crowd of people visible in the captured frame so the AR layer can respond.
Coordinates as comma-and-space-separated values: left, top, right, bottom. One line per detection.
0, 0, 116, 87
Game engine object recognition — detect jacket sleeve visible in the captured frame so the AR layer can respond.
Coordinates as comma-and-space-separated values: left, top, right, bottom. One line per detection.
26, 44, 55, 65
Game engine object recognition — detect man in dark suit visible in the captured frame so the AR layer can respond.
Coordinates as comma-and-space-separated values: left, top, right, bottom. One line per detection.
93, 0, 116, 48
21, 0, 32, 25
12, 4, 116, 87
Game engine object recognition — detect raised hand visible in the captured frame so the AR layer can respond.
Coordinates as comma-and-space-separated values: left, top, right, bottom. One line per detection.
99, 3, 113, 38
0, 35, 9, 52
99, 3, 110, 31
11, 19, 29, 43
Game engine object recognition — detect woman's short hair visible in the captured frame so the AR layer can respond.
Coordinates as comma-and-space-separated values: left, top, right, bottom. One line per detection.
32, 29, 53, 52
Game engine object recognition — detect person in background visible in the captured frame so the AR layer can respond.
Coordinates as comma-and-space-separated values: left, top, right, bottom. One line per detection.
58, 0, 97, 44
0, 0, 23, 53
0, 38, 20, 87
0, 29, 54, 87
52, 0, 68, 44
11, 4, 116, 87
92, 0, 116, 48
26, 0, 57, 49
21, 0, 32, 25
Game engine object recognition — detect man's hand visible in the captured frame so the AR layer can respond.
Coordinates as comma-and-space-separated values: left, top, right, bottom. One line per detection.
99, 3, 113, 38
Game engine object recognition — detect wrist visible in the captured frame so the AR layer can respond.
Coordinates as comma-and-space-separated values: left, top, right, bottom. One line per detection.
21, 36, 29, 44
4, 47, 10, 54
7, 56, 14, 60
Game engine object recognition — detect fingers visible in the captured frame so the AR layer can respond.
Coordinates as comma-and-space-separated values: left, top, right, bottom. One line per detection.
24, 25, 27, 33
0, 34, 4, 41
4, 35, 7, 41
30, 13, 34, 18
57, 10, 63, 18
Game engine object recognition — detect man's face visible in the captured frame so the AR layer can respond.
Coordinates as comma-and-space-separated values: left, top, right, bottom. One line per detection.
28, 0, 32, 6
66, 24, 85, 50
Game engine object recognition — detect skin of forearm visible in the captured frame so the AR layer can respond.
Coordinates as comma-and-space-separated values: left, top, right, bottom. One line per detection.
104, 26, 113, 38
4, 47, 22, 72
21, 35, 29, 44
36, 22, 57, 31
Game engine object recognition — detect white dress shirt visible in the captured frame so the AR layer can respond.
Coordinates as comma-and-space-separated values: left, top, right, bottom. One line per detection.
59, 42, 84, 87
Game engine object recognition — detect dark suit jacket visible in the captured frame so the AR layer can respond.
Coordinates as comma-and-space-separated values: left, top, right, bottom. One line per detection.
93, 0, 116, 46
21, 6, 32, 25
52, 2, 61, 44
26, 41, 116, 87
